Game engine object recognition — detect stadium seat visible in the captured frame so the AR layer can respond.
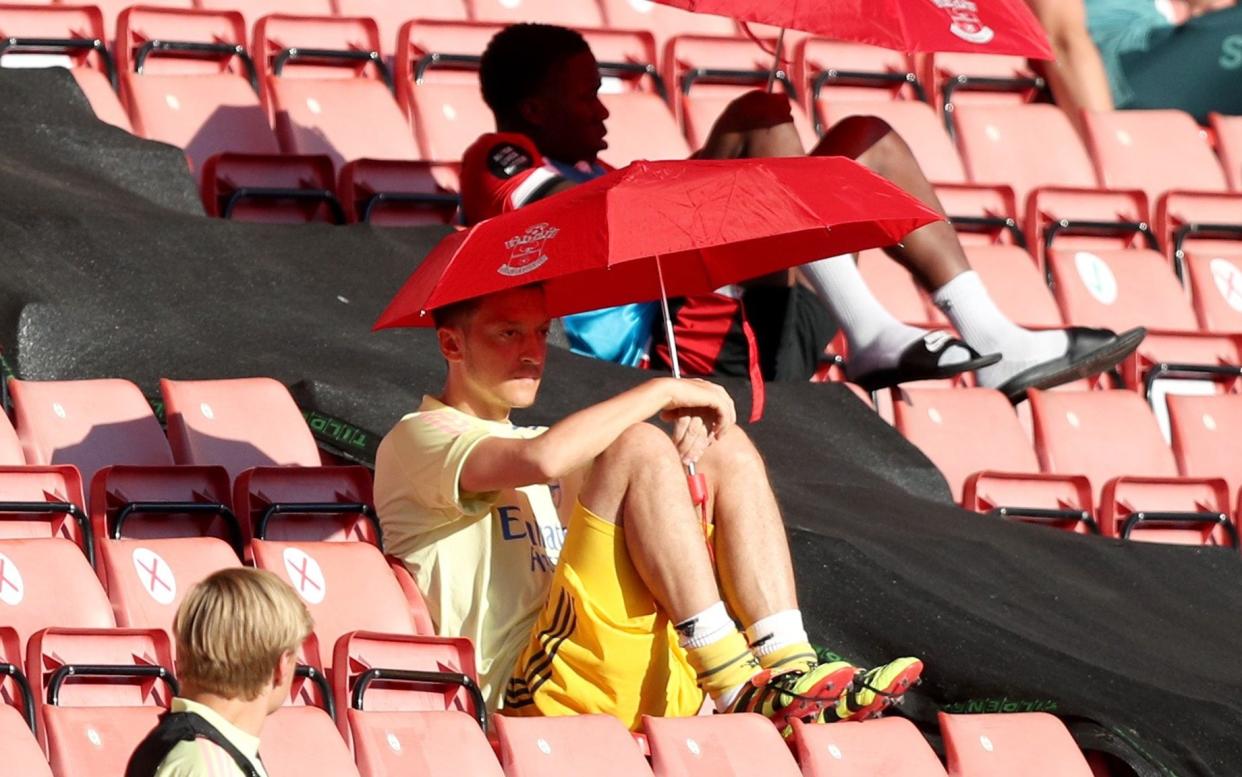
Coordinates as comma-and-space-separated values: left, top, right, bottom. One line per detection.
498, 714, 654, 776
597, 0, 737, 53
892, 387, 1096, 532
1155, 191, 1242, 287
0, 466, 93, 561
233, 463, 378, 548
199, 151, 345, 222
261, 705, 363, 777
97, 537, 240, 637
333, 631, 482, 742
198, 0, 334, 33
644, 713, 802, 776
80, 0, 196, 42
857, 249, 945, 328
352, 710, 503, 777
46, 705, 162, 776
954, 104, 1098, 208
0, 5, 132, 131
1187, 251, 1242, 333
0, 536, 114, 650
1082, 110, 1228, 209
10, 378, 239, 554
0, 626, 50, 777
791, 716, 948, 776
1029, 389, 1236, 546
963, 245, 1063, 328
794, 39, 922, 118
0, 410, 21, 465
920, 52, 1044, 130
334, 0, 470, 58
251, 540, 431, 674
467, 0, 604, 27
1023, 188, 1153, 273
663, 36, 818, 150
1168, 393, 1242, 491
1210, 112, 1242, 191
939, 712, 1092, 776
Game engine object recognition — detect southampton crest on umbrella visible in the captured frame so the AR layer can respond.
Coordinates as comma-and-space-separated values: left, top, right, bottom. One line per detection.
499, 222, 560, 277
934, 0, 995, 45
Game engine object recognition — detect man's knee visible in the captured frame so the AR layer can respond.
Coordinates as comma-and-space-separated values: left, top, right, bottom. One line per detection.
699, 425, 766, 477
815, 114, 905, 160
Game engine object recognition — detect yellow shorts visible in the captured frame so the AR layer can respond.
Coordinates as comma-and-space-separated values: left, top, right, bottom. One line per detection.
502, 501, 705, 729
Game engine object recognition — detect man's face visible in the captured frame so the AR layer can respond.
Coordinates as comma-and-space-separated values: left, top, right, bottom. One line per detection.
441, 286, 551, 412
523, 50, 610, 164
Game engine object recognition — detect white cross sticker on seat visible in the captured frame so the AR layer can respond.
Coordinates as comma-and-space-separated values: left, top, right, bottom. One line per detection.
131, 548, 176, 605
1074, 251, 1118, 305
283, 547, 326, 604
1210, 258, 1242, 313
0, 552, 24, 606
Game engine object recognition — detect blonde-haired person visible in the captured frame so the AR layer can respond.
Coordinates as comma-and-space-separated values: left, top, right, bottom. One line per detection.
126, 568, 313, 777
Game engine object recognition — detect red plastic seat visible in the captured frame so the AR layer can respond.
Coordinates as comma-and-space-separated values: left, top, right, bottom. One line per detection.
954, 104, 1098, 208
0, 410, 21, 465
261, 705, 363, 776
0, 536, 114, 650
791, 717, 948, 776
0, 4, 132, 131
334, 631, 484, 743
921, 52, 1043, 125
0, 627, 50, 777
467, 0, 604, 26
353, 710, 503, 777
1083, 110, 1228, 209
939, 712, 1092, 776
597, 0, 736, 53
45, 706, 162, 776
499, 714, 653, 776
963, 245, 1063, 328
1168, 393, 1242, 491
644, 713, 800, 777
1187, 251, 1242, 333
857, 249, 944, 328
10, 378, 238, 555
98, 537, 241, 638
1023, 188, 1152, 272
1030, 389, 1235, 546
197, 0, 334, 33
795, 39, 921, 109
399, 26, 498, 163
1155, 191, 1242, 289
1211, 112, 1242, 191
334, 0, 470, 57
251, 540, 431, 675
199, 151, 344, 222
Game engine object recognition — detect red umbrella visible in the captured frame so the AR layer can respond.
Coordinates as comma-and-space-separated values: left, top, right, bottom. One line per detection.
374, 156, 940, 331
655, 0, 1054, 59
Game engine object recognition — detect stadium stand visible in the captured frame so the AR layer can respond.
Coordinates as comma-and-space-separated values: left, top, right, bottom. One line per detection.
1167, 393, 1242, 491
498, 714, 654, 776
794, 40, 922, 118
261, 704, 364, 776
1029, 389, 1236, 547
1211, 112, 1242, 191
0, 465, 93, 560
919, 52, 1043, 124
939, 711, 1093, 776
0, 4, 132, 131
644, 713, 803, 776
1187, 251, 1242, 333
352, 710, 503, 777
1156, 191, 1242, 288
0, 538, 113, 650
791, 716, 948, 776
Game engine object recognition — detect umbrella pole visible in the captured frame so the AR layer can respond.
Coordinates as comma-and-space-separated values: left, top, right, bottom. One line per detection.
765, 27, 787, 94
656, 255, 683, 381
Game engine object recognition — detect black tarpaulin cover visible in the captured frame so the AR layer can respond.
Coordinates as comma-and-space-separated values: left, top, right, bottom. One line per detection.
1, 69, 1239, 776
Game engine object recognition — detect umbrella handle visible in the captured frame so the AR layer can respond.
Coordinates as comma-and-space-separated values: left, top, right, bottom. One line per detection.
687, 470, 714, 564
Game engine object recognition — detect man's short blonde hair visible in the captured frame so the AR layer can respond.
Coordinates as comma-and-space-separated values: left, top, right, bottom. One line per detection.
173, 568, 313, 700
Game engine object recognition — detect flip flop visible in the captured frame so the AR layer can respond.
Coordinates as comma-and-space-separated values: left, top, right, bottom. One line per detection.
997, 326, 1148, 404
851, 331, 1001, 393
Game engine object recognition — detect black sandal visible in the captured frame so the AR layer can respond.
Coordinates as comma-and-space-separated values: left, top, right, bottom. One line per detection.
851, 332, 1001, 392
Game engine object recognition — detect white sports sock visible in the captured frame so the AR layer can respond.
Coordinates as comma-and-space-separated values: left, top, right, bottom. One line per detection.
675, 601, 737, 650
932, 270, 1068, 387
743, 609, 809, 658
802, 255, 972, 378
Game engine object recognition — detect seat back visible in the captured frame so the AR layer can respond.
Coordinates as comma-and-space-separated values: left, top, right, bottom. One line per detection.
644, 713, 802, 777
256, 14, 419, 169
28, 627, 175, 712
1211, 112, 1242, 191
1048, 248, 1199, 332
351, 709, 503, 777
857, 249, 942, 326
1029, 390, 1178, 484
964, 245, 1063, 328
334, 0, 470, 57
939, 712, 1092, 776
792, 717, 948, 776
468, 0, 604, 26
99, 537, 241, 638
0, 539, 113, 650
260, 705, 363, 776
252, 540, 423, 676
161, 377, 319, 478
600, 91, 691, 166
893, 388, 1038, 502
11, 378, 173, 483
1168, 394, 1242, 488
498, 714, 653, 776
954, 104, 1097, 206
1187, 252, 1242, 333
921, 51, 1042, 113
796, 39, 921, 107
45, 706, 163, 777
234, 465, 378, 547
1083, 110, 1227, 206
0, 701, 52, 777
198, 0, 334, 32
0, 467, 90, 559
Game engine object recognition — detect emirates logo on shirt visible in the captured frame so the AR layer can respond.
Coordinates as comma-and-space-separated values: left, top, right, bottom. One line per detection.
499, 222, 559, 276
931, 0, 995, 44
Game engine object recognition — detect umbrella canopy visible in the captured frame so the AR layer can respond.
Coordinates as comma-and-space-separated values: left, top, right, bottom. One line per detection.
656, 0, 1054, 59
374, 156, 940, 330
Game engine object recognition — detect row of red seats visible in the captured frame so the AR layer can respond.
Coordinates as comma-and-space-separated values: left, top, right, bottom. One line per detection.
888, 386, 1242, 550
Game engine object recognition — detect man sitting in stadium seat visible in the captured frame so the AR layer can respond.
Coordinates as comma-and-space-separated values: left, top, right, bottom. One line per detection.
374, 283, 923, 732
460, 24, 1144, 401
127, 568, 313, 777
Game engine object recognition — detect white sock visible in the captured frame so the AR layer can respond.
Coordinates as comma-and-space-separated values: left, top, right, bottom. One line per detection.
932, 271, 1068, 388
802, 255, 972, 378
743, 609, 809, 658
675, 601, 737, 650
